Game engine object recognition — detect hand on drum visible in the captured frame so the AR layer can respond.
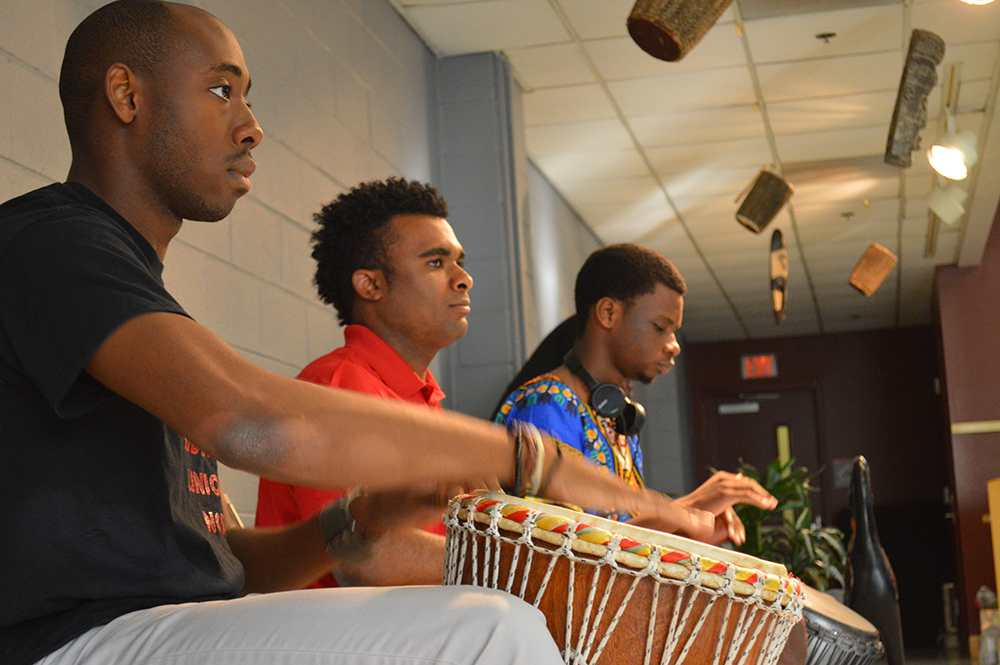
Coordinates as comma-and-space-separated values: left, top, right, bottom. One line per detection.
536, 438, 715, 542
348, 488, 457, 535
674, 471, 777, 546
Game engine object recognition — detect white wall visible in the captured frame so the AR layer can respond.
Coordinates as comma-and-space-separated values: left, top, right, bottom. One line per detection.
0, 0, 438, 525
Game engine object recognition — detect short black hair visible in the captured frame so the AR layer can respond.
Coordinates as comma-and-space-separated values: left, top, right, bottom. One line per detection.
574, 244, 686, 332
311, 178, 449, 326
60, 0, 176, 148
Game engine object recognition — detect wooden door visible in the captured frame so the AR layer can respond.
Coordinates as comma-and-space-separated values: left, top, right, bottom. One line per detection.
699, 388, 828, 523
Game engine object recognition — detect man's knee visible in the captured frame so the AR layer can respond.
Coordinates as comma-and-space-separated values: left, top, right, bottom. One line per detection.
445, 587, 558, 656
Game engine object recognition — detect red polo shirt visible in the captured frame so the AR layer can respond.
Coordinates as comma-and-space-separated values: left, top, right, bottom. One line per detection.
255, 325, 446, 588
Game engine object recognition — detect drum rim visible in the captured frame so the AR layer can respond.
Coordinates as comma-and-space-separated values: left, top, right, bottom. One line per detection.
449, 492, 804, 605
802, 585, 881, 643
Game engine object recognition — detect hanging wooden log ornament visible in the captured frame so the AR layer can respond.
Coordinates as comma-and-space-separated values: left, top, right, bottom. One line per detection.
885, 29, 945, 168
849, 244, 897, 296
736, 167, 794, 234
770, 229, 788, 325
627, 0, 735, 62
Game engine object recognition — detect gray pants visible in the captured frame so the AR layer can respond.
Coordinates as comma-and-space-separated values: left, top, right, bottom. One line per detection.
37, 586, 562, 664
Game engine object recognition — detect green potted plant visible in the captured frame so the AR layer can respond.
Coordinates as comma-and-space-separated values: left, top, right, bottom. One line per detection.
729, 457, 847, 591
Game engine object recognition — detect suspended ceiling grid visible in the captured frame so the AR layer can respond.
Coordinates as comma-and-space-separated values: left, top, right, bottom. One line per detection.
388, 0, 1000, 343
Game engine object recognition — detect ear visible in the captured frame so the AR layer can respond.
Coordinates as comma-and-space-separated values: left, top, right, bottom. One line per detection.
351, 269, 384, 303
105, 63, 141, 124
593, 297, 622, 331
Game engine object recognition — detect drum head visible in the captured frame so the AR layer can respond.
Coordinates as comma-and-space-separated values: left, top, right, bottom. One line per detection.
470, 491, 789, 577
802, 585, 879, 640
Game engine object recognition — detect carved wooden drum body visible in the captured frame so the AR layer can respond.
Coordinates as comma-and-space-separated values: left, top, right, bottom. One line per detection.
445, 492, 804, 665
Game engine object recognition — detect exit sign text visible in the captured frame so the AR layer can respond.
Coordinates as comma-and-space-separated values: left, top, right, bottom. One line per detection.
741, 354, 777, 379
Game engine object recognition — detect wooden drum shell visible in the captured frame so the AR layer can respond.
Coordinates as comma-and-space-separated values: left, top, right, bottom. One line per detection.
445, 493, 805, 665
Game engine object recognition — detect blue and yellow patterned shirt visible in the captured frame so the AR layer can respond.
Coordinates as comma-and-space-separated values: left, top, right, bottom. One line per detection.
496, 374, 643, 520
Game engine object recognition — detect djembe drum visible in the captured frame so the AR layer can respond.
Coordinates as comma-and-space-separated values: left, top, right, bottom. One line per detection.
802, 585, 884, 665
445, 492, 804, 665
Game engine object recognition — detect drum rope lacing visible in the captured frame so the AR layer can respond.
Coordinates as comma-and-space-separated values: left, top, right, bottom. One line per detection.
444, 495, 803, 665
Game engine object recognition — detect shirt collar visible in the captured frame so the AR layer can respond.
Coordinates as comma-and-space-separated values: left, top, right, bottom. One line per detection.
343, 325, 445, 406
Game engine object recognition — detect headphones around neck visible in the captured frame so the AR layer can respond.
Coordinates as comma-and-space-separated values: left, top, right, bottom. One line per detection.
563, 350, 645, 437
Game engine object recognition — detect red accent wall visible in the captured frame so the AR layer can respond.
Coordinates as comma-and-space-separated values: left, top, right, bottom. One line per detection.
935, 208, 1000, 645
686, 326, 952, 649
687, 327, 948, 514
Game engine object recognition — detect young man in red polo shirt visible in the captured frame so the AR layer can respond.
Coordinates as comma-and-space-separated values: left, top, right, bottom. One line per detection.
256, 178, 471, 587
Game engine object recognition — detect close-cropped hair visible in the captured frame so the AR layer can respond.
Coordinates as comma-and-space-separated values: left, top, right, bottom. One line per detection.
59, 0, 175, 148
311, 177, 449, 326
574, 244, 686, 332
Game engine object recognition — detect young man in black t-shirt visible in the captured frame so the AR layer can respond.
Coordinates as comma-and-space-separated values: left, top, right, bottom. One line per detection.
0, 2, 714, 664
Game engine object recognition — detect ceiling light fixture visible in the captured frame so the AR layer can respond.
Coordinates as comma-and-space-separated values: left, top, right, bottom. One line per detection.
928, 109, 979, 180
960, 0, 995, 5
927, 183, 969, 226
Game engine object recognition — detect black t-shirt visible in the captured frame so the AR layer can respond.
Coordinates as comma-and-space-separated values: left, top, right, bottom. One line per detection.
0, 183, 244, 665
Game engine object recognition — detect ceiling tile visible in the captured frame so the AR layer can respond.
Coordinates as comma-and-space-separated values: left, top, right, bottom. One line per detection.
628, 105, 767, 147
662, 165, 762, 199
405, 0, 570, 55
526, 119, 634, 155
905, 173, 934, 200
683, 213, 746, 239
798, 217, 898, 245
583, 24, 745, 80
794, 197, 900, 227
911, 0, 1000, 47
522, 84, 618, 125
954, 79, 992, 115
634, 221, 701, 259
672, 195, 745, 218
647, 137, 773, 174
558, 175, 662, 204
757, 51, 902, 103
609, 67, 757, 116
744, 4, 903, 64
768, 90, 897, 135
696, 232, 774, 255
504, 43, 596, 89
531, 148, 651, 180
783, 155, 903, 204
558, 0, 632, 40
576, 193, 674, 244
940, 41, 1000, 82
775, 125, 889, 162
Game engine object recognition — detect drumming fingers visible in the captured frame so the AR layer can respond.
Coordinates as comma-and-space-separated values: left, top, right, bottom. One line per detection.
723, 508, 746, 546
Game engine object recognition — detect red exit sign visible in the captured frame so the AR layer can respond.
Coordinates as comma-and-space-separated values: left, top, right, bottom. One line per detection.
741, 354, 777, 379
